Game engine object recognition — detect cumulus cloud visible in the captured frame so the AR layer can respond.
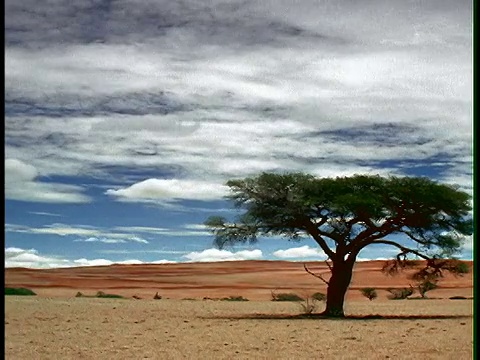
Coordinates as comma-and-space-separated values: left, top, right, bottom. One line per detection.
5, 247, 71, 268
105, 178, 228, 202
5, 158, 90, 203
183, 248, 263, 262
272, 245, 327, 259
5, 247, 177, 268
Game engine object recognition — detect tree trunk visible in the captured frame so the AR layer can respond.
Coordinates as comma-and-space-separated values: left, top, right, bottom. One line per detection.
321, 259, 355, 318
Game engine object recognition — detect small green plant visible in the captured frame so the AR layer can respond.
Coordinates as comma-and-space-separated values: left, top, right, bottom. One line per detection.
311, 292, 327, 301
360, 288, 378, 301
95, 291, 124, 299
271, 290, 304, 302
417, 280, 438, 298
386, 286, 414, 300
297, 292, 327, 314
5, 287, 37, 296
220, 296, 249, 301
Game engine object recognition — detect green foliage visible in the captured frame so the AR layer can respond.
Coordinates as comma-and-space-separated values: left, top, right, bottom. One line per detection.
205, 172, 473, 316
5, 287, 37, 296
386, 287, 415, 300
311, 292, 327, 301
205, 172, 473, 257
417, 280, 438, 298
220, 296, 249, 301
360, 288, 378, 301
271, 292, 304, 302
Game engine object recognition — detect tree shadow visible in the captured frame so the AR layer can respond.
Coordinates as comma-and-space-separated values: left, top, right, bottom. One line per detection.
206, 313, 473, 320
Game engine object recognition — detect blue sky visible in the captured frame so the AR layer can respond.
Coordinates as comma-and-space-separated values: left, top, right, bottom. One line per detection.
5, 0, 473, 268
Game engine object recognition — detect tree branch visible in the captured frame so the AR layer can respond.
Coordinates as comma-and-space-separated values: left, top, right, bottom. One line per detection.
304, 220, 336, 259
370, 240, 430, 261
304, 263, 330, 285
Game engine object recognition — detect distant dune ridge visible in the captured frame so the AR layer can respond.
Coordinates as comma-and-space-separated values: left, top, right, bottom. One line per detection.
4, 260, 473, 301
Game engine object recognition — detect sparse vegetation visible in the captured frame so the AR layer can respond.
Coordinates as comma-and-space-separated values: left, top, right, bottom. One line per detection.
297, 292, 327, 314
271, 291, 304, 302
95, 291, 124, 298
387, 287, 415, 300
221, 296, 249, 301
74, 291, 124, 299
417, 280, 438, 298
311, 292, 327, 301
360, 288, 378, 301
5, 287, 37, 296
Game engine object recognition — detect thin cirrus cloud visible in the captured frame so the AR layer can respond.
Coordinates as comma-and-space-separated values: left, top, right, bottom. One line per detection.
5, 223, 149, 244
5, 0, 472, 197
4, 0, 472, 266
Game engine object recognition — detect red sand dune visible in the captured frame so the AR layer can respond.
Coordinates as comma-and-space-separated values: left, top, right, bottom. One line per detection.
4, 260, 473, 301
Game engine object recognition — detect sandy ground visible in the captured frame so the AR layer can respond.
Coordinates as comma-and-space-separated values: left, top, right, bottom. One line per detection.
5, 260, 474, 359
5, 298, 473, 359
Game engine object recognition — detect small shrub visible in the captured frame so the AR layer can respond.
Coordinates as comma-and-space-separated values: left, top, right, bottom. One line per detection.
417, 280, 438, 298
360, 288, 378, 301
153, 292, 162, 300
311, 292, 327, 301
75, 292, 84, 297
220, 296, 249, 301
95, 291, 124, 299
5, 287, 36, 296
387, 287, 414, 300
271, 292, 304, 302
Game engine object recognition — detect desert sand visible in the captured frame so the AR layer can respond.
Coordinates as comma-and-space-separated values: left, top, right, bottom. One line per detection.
5, 260, 474, 359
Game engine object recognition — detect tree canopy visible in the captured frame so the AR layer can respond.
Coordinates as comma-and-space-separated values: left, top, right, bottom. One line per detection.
205, 172, 473, 317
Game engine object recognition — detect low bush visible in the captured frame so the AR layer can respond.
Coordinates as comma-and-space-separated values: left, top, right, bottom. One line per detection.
95, 291, 124, 299
311, 292, 327, 301
360, 288, 378, 301
387, 287, 414, 300
271, 292, 304, 302
5, 287, 37, 296
221, 296, 249, 301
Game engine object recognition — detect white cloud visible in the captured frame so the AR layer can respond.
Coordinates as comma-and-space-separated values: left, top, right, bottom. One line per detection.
106, 178, 228, 202
74, 237, 127, 244
5, 223, 149, 244
113, 226, 169, 234
152, 259, 177, 264
5, 247, 71, 268
29, 211, 62, 217
72, 258, 114, 267
183, 248, 263, 262
4, 247, 176, 268
5, 158, 91, 203
273, 245, 327, 259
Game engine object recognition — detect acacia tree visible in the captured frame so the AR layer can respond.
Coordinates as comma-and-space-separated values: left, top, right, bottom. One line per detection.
204, 173, 472, 317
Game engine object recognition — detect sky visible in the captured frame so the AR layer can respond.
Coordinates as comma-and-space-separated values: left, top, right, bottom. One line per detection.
5, 0, 473, 268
